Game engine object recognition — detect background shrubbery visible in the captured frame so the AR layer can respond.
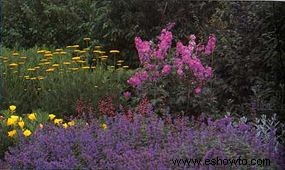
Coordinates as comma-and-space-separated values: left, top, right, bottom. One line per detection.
2, 0, 284, 120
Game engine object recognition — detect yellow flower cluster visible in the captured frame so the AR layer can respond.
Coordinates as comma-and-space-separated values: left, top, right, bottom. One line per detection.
2, 105, 76, 139
1, 40, 130, 80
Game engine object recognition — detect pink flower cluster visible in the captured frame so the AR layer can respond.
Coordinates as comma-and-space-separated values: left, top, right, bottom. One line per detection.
154, 29, 173, 60
127, 71, 148, 88
128, 26, 216, 93
205, 34, 217, 55
135, 37, 152, 64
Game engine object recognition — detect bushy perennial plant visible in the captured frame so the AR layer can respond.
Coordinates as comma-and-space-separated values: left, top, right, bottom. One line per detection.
127, 25, 217, 115
5, 113, 284, 169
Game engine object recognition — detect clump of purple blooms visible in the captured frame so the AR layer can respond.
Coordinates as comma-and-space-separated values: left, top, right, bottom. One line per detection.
5, 113, 284, 169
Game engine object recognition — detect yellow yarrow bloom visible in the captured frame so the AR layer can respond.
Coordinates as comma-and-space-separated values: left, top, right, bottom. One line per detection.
12, 52, 20, 56
46, 68, 55, 72
109, 50, 120, 53
9, 63, 18, 67
63, 62, 71, 65
23, 129, 32, 137
9, 105, 16, 112
28, 113, 36, 121
72, 56, 81, 60
52, 64, 59, 67
83, 37, 91, 41
8, 130, 17, 137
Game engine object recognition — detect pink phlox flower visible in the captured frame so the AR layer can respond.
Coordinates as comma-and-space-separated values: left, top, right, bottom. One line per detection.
127, 71, 149, 88
194, 86, 202, 94
154, 29, 173, 60
204, 34, 216, 55
161, 64, 172, 75
135, 37, 152, 64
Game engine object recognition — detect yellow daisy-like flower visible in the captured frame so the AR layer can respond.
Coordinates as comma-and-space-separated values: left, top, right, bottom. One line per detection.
8, 130, 17, 137
49, 114, 56, 120
101, 123, 107, 130
9, 105, 16, 112
28, 113, 37, 121
7, 117, 17, 126
54, 118, 63, 125
67, 120, 75, 126
18, 121, 25, 129
23, 129, 32, 137
62, 123, 68, 129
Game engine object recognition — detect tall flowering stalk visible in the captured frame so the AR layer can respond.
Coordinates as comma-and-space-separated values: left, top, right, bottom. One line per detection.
127, 25, 217, 115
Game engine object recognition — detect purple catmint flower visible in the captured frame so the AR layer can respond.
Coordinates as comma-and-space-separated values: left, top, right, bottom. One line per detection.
161, 64, 171, 75
5, 114, 284, 169
204, 34, 217, 55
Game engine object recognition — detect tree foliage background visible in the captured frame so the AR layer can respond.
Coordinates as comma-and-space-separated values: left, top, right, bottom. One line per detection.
1, 0, 284, 120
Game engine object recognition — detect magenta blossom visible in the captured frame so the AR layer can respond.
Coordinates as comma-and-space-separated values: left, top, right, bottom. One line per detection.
123, 91, 131, 100
161, 64, 172, 75
135, 37, 152, 64
205, 34, 216, 55
194, 86, 202, 94
154, 29, 173, 60
127, 71, 149, 88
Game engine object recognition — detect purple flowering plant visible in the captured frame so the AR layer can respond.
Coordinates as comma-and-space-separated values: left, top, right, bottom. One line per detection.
5, 113, 284, 169
127, 24, 217, 115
